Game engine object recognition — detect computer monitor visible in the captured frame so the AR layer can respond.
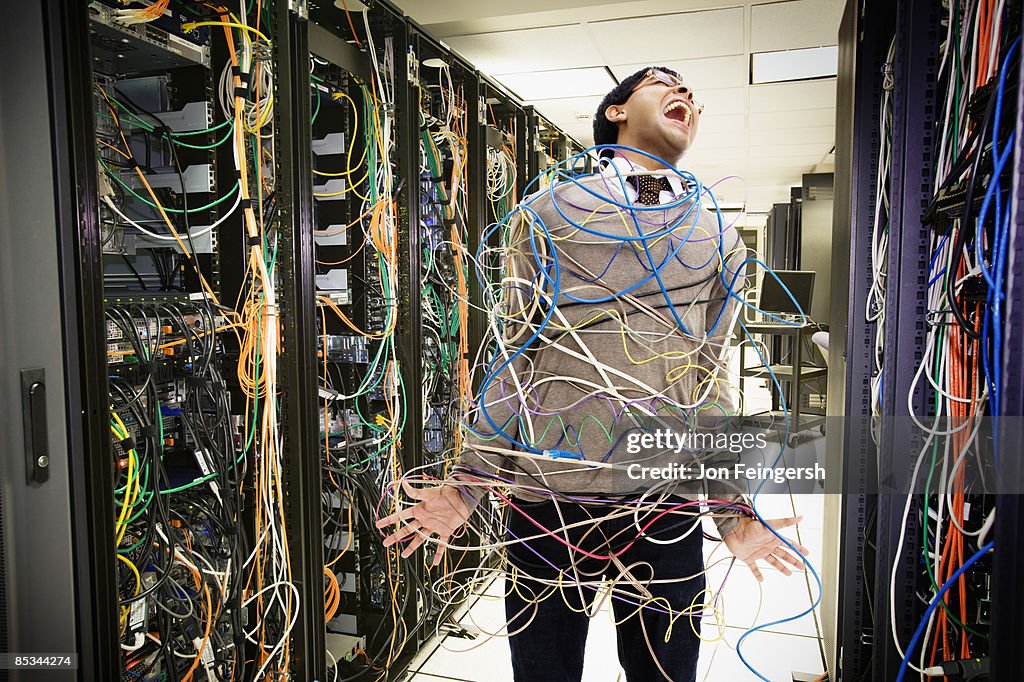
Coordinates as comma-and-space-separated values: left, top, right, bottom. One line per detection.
758, 270, 815, 316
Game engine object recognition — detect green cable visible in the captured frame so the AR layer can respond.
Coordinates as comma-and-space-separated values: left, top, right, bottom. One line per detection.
99, 158, 240, 213
117, 529, 149, 554
171, 122, 235, 150
364, 87, 378, 203
312, 83, 322, 125
169, 118, 232, 138
160, 473, 220, 495
98, 86, 233, 139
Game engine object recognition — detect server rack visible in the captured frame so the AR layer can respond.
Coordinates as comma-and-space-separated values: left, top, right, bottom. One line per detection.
60, 0, 323, 677
835, 0, 1024, 678
827, 0, 896, 678
406, 18, 479, 481
305, 3, 425, 675
474, 76, 525, 386
766, 202, 792, 271
306, 15, 376, 671
408, 15, 491, 648
523, 105, 589, 187
870, 1, 943, 678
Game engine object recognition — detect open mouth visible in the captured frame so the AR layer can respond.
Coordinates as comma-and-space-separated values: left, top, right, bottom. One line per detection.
663, 101, 691, 126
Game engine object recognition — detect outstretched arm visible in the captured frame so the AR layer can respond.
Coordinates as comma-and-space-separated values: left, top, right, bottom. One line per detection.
375, 479, 478, 567
722, 515, 809, 581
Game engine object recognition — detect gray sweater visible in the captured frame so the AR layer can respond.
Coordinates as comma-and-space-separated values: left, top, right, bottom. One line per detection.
457, 170, 748, 536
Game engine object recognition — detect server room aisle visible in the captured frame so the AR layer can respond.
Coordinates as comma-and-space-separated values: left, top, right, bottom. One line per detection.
400, 496, 826, 682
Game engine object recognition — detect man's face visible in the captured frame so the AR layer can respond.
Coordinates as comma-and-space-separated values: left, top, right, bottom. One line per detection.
606, 69, 703, 165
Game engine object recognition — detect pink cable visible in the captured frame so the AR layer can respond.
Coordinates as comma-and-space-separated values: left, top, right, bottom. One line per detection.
496, 489, 748, 560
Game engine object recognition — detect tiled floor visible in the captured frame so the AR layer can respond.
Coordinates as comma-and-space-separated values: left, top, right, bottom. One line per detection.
401, 494, 827, 682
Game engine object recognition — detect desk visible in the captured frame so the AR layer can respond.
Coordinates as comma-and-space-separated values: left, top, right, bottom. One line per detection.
739, 322, 827, 442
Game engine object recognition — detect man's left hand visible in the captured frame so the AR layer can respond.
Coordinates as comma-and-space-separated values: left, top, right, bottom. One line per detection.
722, 516, 808, 582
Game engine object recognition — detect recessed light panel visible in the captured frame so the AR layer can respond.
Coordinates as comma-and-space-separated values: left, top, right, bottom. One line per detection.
751, 46, 838, 84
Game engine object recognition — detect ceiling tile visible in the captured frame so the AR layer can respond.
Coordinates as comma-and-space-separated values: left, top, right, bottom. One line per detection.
748, 144, 830, 159
588, 8, 745, 62
748, 79, 837, 112
691, 130, 750, 151
404, 0, 754, 38
698, 87, 748, 115
444, 25, 603, 74
750, 0, 845, 52
525, 95, 605, 123
390, 0, 627, 25
749, 107, 836, 130
609, 55, 748, 90
752, 45, 838, 83
694, 113, 746, 134
745, 166, 815, 184
496, 67, 615, 100
684, 149, 748, 167
556, 121, 597, 146
748, 127, 833, 146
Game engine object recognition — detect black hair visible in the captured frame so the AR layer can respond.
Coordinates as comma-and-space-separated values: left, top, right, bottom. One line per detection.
592, 66, 683, 158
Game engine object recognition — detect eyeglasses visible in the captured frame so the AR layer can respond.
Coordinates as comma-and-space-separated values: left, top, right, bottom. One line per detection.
632, 69, 705, 115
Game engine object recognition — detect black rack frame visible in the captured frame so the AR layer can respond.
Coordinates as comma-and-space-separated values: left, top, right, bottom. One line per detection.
827, 0, 895, 677
274, 3, 328, 680
991, 7, 1024, 680
866, 0, 944, 679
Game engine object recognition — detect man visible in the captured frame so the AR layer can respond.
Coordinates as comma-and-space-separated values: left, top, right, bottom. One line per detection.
377, 66, 807, 682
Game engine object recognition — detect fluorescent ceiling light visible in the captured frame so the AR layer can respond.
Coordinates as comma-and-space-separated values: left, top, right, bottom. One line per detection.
496, 67, 615, 101
751, 46, 838, 84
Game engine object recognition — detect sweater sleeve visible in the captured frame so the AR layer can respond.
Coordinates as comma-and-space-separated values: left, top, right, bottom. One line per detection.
454, 206, 544, 496
700, 222, 751, 538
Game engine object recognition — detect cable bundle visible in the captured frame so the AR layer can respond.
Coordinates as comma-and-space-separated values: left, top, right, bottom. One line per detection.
96, 3, 298, 678
109, 299, 248, 681
885, 1, 1019, 678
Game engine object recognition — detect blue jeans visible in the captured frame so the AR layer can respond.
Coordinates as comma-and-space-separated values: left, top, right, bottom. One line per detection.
504, 498, 705, 682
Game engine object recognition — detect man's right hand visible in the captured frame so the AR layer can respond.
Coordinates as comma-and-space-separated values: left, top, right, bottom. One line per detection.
375, 480, 476, 566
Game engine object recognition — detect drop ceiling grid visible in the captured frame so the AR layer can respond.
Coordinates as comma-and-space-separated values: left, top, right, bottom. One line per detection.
499, 67, 615, 100
523, 95, 605, 121
400, 0, 841, 211
585, 7, 746, 62
750, 0, 846, 52
609, 56, 749, 90
693, 113, 747, 135
748, 79, 838, 112
444, 24, 605, 74
749, 107, 837, 130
